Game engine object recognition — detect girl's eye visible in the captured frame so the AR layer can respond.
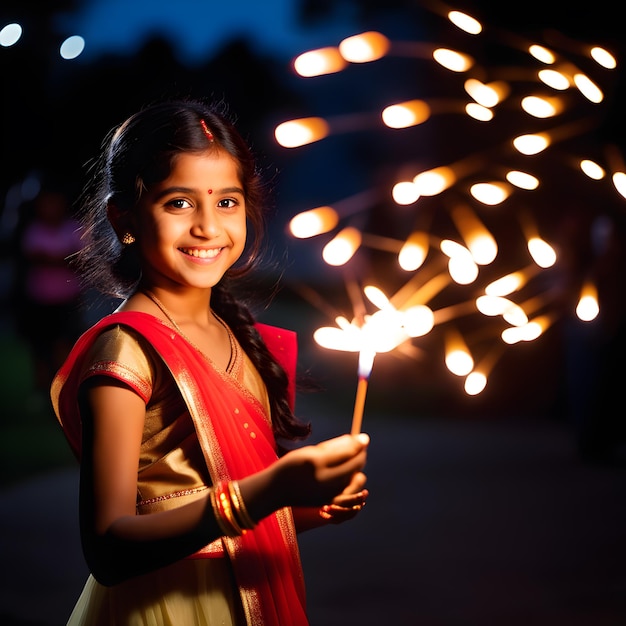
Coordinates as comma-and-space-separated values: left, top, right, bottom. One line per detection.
217, 198, 238, 209
168, 198, 192, 210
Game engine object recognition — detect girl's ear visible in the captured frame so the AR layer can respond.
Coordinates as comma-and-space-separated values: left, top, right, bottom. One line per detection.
107, 202, 135, 244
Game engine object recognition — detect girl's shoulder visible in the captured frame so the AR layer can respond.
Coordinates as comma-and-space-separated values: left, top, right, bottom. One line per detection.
81, 322, 158, 402
87, 322, 153, 362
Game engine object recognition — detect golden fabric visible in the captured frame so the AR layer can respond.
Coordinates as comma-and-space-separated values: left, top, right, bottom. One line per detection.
82, 325, 270, 518
66, 324, 272, 624
53, 313, 308, 625
68, 560, 246, 626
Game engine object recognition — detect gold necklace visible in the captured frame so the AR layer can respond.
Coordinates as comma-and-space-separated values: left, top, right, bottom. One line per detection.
142, 290, 238, 373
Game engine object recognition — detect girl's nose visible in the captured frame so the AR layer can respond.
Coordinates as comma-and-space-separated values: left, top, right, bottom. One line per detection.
192, 206, 222, 238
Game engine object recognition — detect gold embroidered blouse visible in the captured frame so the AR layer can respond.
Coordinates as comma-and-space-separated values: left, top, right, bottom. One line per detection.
80, 324, 271, 515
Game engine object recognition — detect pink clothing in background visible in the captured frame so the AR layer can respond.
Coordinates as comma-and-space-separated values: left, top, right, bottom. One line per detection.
21, 218, 83, 304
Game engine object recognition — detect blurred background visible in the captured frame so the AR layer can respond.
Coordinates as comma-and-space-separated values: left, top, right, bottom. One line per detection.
1, 1, 625, 625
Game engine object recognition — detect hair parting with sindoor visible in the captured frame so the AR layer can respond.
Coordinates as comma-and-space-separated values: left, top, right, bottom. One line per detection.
74, 98, 311, 445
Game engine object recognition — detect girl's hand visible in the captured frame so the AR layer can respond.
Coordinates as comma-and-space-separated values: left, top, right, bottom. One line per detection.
274, 433, 370, 509
241, 433, 370, 520
319, 486, 369, 524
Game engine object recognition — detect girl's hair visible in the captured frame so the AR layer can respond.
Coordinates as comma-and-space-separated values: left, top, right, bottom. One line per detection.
75, 98, 310, 444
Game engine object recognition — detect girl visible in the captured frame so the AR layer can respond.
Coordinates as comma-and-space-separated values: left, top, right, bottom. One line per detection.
51, 99, 369, 625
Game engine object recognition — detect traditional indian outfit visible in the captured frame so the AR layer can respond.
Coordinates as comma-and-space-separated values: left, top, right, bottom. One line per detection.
50, 311, 308, 625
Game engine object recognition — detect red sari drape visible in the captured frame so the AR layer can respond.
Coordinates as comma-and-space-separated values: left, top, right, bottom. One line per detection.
51, 312, 308, 626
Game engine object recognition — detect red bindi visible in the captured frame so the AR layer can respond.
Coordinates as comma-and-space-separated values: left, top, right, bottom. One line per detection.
207, 189, 213, 194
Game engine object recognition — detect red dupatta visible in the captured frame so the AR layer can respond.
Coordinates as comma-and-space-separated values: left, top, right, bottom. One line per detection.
51, 312, 308, 626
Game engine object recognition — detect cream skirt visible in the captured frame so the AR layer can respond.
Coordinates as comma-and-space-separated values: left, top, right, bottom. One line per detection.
67, 558, 246, 626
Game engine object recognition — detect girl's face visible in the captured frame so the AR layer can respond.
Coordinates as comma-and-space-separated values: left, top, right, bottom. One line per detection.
134, 150, 247, 292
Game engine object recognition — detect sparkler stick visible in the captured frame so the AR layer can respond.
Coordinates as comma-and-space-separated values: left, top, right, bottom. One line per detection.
351, 348, 375, 434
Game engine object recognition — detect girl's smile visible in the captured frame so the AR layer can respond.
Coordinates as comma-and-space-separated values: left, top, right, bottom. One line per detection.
178, 246, 224, 260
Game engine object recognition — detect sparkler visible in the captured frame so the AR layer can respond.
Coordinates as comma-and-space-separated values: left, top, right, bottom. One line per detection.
281, 6, 615, 399
351, 348, 375, 435
314, 284, 433, 430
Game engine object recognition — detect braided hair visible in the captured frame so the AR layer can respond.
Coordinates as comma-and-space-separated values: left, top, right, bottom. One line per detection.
74, 98, 311, 445
211, 281, 310, 443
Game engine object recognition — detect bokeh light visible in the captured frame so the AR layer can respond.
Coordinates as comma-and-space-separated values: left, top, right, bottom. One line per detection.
276, 4, 622, 398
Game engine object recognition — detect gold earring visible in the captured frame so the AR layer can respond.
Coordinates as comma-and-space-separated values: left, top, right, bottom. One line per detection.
121, 232, 136, 245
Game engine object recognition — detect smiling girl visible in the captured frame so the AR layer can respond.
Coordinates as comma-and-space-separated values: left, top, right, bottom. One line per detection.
51, 99, 369, 626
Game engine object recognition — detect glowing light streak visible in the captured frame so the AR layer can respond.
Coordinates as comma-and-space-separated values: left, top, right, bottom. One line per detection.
275, 117, 329, 148
501, 314, 553, 343
464, 371, 487, 395
432, 48, 474, 72
398, 231, 429, 271
322, 227, 362, 266
394, 272, 451, 310
465, 103, 493, 121
529, 45, 555, 64
447, 11, 482, 35
506, 170, 539, 190
527, 237, 557, 268
444, 328, 474, 376
576, 282, 599, 321
289, 207, 339, 238
573, 73, 603, 103
521, 95, 562, 118
611, 172, 626, 199
513, 133, 550, 155
475, 295, 514, 316
382, 100, 430, 128
469, 182, 511, 205
579, 159, 605, 180
451, 205, 497, 265
464, 346, 505, 396
475, 295, 528, 326
293, 47, 346, 77
364, 285, 390, 309
413, 166, 455, 195
502, 303, 529, 326
447, 254, 479, 285
392, 181, 420, 205
402, 305, 435, 337
538, 69, 570, 90
313, 325, 361, 352
590, 46, 616, 69
440, 239, 470, 259
484, 266, 540, 296
339, 31, 390, 63
464, 79, 509, 107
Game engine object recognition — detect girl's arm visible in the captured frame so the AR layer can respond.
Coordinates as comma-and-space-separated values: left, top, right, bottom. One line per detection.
79, 379, 369, 586
79, 379, 224, 585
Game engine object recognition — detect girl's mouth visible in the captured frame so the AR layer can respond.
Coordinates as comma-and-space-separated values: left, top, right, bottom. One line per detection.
179, 247, 222, 259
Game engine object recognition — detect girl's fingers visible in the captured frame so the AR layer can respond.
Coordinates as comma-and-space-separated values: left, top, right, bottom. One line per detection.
319, 495, 368, 524
340, 472, 367, 495
331, 488, 369, 509
315, 433, 370, 467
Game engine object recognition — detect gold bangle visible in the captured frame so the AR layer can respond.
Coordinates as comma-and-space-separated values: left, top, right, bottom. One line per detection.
218, 481, 245, 536
211, 481, 244, 537
210, 486, 235, 537
228, 480, 257, 530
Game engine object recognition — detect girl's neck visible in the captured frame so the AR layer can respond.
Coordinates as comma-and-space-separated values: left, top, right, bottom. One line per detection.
140, 288, 236, 372
138, 286, 213, 328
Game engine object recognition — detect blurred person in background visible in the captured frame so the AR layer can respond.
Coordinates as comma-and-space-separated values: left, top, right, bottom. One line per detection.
13, 180, 85, 393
